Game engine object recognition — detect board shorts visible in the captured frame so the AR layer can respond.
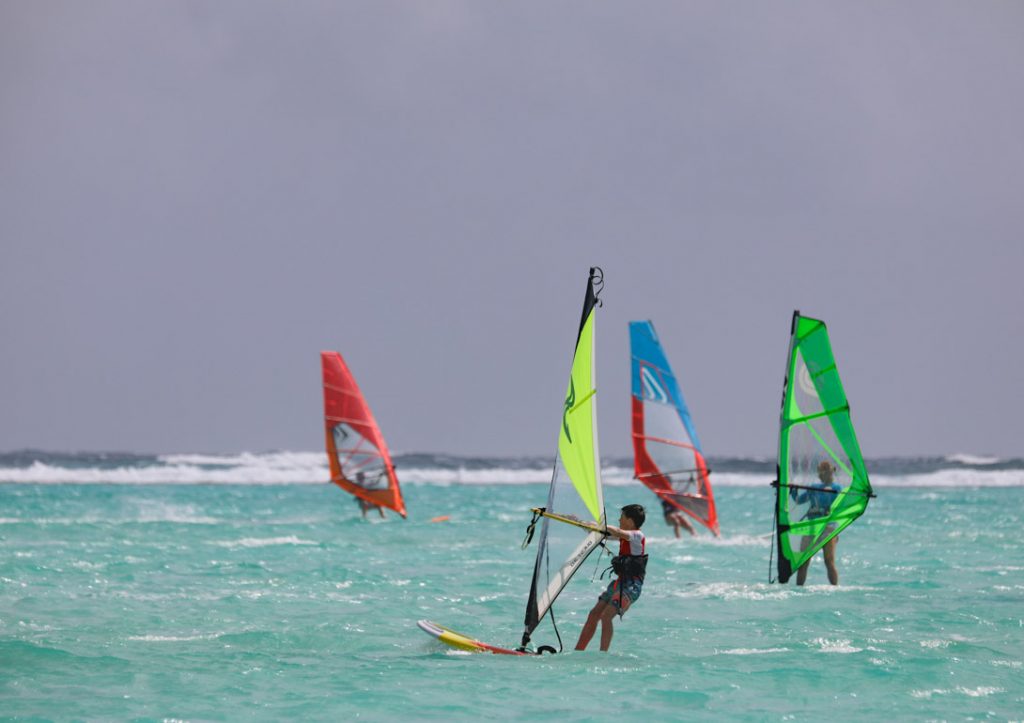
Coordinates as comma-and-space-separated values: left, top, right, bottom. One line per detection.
599, 577, 643, 616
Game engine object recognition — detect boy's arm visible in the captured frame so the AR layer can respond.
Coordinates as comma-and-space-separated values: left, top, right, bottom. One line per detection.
602, 524, 632, 541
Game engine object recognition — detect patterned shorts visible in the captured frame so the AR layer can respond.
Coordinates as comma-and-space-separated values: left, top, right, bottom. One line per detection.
598, 577, 643, 616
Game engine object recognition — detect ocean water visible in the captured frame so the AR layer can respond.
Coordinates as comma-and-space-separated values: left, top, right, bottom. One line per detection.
1, 453, 1022, 720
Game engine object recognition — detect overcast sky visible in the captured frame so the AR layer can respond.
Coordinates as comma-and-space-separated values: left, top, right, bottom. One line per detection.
2, 1, 1022, 458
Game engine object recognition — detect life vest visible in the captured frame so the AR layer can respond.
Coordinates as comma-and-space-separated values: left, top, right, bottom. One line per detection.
610, 532, 647, 579
610, 553, 648, 580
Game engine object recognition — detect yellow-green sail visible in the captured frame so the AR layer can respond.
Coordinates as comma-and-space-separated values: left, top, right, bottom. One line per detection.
774, 311, 874, 583
522, 268, 606, 649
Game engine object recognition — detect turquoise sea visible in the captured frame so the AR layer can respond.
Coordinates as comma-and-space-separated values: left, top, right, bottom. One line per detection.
1, 453, 1022, 720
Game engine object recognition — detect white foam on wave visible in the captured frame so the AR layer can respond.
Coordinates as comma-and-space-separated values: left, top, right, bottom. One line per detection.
673, 582, 794, 602
991, 660, 1022, 669
70, 560, 106, 571
0, 460, 327, 485
718, 647, 791, 655
128, 633, 221, 642
400, 464, 646, 486
160, 451, 324, 468
911, 686, 1004, 699
871, 469, 1024, 488
211, 535, 318, 549
945, 453, 1002, 466
812, 638, 862, 654
1, 451, 1022, 486
694, 533, 772, 547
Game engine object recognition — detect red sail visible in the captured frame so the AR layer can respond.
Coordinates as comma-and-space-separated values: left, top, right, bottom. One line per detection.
321, 351, 407, 518
631, 396, 718, 535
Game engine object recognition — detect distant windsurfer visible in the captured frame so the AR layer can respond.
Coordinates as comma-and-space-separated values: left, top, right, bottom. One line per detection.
355, 496, 385, 519
354, 471, 385, 519
794, 460, 841, 585
661, 497, 696, 538
575, 504, 648, 652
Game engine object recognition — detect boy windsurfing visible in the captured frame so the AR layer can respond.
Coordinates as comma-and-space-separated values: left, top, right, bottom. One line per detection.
575, 504, 647, 652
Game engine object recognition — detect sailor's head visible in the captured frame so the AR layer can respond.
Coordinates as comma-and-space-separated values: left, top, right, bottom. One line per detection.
817, 460, 837, 482
620, 504, 646, 530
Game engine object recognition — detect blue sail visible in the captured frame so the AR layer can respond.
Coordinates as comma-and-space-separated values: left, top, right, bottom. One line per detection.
629, 321, 719, 535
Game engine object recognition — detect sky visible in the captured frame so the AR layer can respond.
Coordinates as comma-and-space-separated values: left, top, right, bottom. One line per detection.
2, 1, 1022, 458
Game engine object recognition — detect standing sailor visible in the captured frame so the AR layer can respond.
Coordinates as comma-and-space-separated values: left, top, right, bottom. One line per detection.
794, 461, 842, 585
575, 504, 648, 652
661, 497, 696, 538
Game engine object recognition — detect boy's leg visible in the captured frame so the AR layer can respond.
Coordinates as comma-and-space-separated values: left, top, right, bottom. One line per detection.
575, 601, 610, 651
599, 597, 630, 651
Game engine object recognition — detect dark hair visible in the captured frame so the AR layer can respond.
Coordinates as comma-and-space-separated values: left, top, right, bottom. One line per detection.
621, 504, 646, 528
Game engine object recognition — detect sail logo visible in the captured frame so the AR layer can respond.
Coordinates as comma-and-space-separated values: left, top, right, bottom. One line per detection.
641, 367, 668, 404
563, 379, 575, 443
798, 363, 819, 399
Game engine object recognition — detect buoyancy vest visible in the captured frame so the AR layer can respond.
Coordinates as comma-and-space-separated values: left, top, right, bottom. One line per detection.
610, 532, 647, 580
610, 553, 648, 579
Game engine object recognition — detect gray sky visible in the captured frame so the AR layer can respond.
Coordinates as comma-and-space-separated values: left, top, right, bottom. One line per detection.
2, 1, 1022, 458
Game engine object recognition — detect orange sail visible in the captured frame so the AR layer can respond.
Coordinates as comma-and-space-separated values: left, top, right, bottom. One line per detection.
321, 351, 407, 518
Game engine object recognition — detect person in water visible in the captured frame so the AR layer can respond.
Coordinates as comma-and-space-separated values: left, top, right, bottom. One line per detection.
575, 504, 647, 652
661, 497, 696, 538
354, 496, 385, 519
795, 460, 842, 585
354, 471, 385, 519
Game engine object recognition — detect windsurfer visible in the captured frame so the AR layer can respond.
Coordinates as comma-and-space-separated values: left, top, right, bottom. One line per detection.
661, 497, 696, 538
354, 472, 385, 519
795, 461, 841, 585
575, 504, 648, 652
355, 496, 385, 519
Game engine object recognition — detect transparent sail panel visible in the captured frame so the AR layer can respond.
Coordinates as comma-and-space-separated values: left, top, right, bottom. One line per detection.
331, 423, 388, 490
636, 399, 716, 527
641, 400, 699, 471
530, 457, 606, 628
640, 399, 709, 512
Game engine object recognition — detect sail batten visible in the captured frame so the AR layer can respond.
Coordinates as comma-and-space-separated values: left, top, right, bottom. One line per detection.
773, 311, 872, 583
321, 351, 407, 518
629, 320, 719, 536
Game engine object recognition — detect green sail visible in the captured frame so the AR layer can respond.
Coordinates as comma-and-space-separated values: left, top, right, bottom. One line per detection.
774, 311, 873, 584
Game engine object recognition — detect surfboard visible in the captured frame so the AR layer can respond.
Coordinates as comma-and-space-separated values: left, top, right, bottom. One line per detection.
416, 620, 528, 656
